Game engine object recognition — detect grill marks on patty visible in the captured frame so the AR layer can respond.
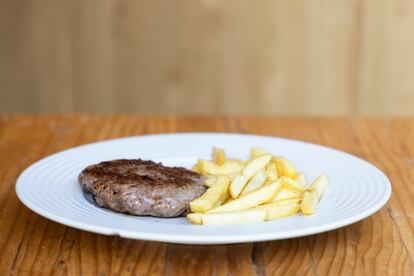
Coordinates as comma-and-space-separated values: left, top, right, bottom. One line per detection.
84, 159, 201, 185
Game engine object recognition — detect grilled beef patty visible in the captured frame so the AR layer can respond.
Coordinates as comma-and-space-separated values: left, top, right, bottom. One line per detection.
78, 159, 206, 218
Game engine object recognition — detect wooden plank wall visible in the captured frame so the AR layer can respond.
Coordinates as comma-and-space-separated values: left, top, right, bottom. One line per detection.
1, 0, 414, 115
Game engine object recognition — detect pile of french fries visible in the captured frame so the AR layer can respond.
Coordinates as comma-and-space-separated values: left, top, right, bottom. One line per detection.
188, 147, 328, 225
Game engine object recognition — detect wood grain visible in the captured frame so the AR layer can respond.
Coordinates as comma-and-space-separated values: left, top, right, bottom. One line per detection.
0, 114, 413, 275
1, 1, 414, 115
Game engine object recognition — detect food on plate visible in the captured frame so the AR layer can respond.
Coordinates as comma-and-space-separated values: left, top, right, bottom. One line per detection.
295, 172, 306, 187
242, 155, 272, 179
240, 169, 267, 196
279, 176, 305, 192
301, 191, 318, 215
188, 209, 267, 225
212, 147, 226, 165
265, 162, 278, 182
208, 180, 282, 213
78, 159, 206, 218
188, 147, 328, 225
301, 173, 328, 215
229, 175, 248, 198
190, 175, 230, 213
196, 159, 243, 175
275, 157, 298, 179
255, 202, 300, 220
229, 154, 272, 198
250, 148, 268, 159
78, 146, 328, 224
272, 198, 301, 206
308, 173, 328, 199
271, 188, 301, 202
204, 175, 217, 188
204, 173, 239, 188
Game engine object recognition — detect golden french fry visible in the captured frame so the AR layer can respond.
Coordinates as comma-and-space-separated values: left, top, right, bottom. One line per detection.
265, 162, 278, 182
256, 203, 300, 220
300, 173, 328, 215
271, 188, 301, 202
280, 176, 305, 192
295, 172, 306, 187
196, 209, 267, 225
272, 198, 301, 205
230, 159, 247, 166
214, 200, 224, 208
204, 172, 240, 188
241, 169, 267, 196
204, 175, 217, 187
187, 213, 203, 224
190, 175, 230, 213
301, 190, 318, 215
275, 157, 298, 179
308, 173, 328, 200
230, 155, 272, 198
226, 172, 241, 181
243, 155, 272, 179
224, 197, 235, 204
229, 175, 248, 198
209, 180, 282, 213
197, 159, 243, 175
217, 182, 230, 206
212, 147, 226, 165
250, 148, 268, 159
192, 164, 201, 173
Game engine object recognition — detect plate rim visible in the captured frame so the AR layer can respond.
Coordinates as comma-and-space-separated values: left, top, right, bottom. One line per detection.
15, 132, 392, 244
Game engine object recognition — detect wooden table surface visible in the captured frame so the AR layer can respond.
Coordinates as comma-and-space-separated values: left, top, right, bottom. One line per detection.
1, 115, 413, 275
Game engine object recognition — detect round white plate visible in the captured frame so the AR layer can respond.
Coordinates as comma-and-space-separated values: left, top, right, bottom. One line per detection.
16, 133, 391, 244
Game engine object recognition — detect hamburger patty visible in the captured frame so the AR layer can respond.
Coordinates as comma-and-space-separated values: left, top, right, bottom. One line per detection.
78, 159, 206, 218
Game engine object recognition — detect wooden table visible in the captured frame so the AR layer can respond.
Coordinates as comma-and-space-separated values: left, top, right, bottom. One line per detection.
1, 115, 412, 275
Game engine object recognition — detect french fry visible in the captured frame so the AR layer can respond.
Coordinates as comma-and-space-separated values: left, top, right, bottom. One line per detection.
231, 159, 247, 166
241, 169, 267, 196
214, 200, 224, 208
205, 173, 240, 188
250, 148, 268, 159
224, 197, 235, 204
272, 198, 301, 206
308, 173, 328, 200
265, 162, 278, 182
187, 213, 203, 224
243, 155, 272, 179
301, 173, 328, 215
229, 175, 249, 198
197, 159, 243, 175
204, 175, 217, 188
212, 147, 226, 165
190, 175, 230, 213
192, 209, 267, 225
256, 203, 300, 220
280, 176, 305, 192
301, 190, 318, 215
230, 154, 272, 198
271, 188, 301, 202
226, 172, 241, 181
192, 164, 201, 173
275, 157, 298, 179
295, 172, 306, 187
209, 180, 282, 213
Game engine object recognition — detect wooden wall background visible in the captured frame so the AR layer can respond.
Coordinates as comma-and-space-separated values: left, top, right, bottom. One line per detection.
1, 0, 414, 115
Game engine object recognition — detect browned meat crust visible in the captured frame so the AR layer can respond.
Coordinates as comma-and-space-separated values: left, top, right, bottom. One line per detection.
78, 159, 206, 218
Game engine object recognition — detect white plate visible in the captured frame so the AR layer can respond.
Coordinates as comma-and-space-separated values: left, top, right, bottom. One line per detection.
16, 133, 391, 244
